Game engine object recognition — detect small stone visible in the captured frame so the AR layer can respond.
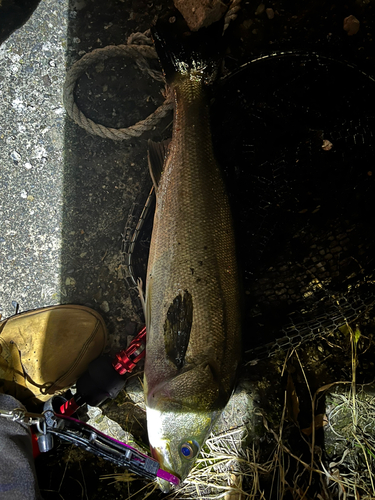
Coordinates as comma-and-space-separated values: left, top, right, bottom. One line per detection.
100, 301, 110, 313
32, 145, 48, 159
343, 15, 360, 36
65, 277, 76, 286
11, 150, 21, 163
24, 162, 32, 169
322, 139, 333, 151
242, 19, 253, 29
266, 8, 274, 19
173, 0, 227, 31
42, 74, 51, 86
6, 136, 16, 145
20, 190, 28, 198
255, 3, 265, 16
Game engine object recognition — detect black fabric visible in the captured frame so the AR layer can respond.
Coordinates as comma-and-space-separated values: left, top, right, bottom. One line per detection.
0, 394, 42, 500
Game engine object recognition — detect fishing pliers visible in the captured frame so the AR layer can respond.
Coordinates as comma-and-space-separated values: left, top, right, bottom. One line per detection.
0, 405, 179, 486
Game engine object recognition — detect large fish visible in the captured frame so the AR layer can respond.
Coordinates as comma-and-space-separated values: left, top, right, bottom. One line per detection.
143, 14, 242, 491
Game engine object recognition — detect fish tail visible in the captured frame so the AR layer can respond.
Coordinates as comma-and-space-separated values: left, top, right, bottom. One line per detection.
151, 12, 226, 85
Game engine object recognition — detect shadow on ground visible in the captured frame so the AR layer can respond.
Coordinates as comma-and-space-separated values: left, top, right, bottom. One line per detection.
34, 2, 172, 499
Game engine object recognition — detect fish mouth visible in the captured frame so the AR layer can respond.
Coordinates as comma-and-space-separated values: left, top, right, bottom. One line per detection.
151, 446, 179, 492
157, 477, 173, 493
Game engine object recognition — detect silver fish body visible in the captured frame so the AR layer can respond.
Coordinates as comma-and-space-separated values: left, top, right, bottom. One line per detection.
144, 24, 242, 490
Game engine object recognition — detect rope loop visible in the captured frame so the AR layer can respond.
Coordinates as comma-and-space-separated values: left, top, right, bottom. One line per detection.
63, 0, 242, 141
63, 39, 172, 141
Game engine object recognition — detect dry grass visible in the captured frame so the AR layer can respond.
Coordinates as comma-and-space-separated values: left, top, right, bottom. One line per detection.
322, 389, 375, 499
104, 322, 375, 500
321, 324, 375, 499
163, 323, 375, 500
167, 427, 264, 500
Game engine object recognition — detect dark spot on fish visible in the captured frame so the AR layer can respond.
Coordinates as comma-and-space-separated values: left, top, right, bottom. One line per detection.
164, 290, 193, 369
204, 246, 207, 250
190, 268, 194, 275
196, 278, 201, 283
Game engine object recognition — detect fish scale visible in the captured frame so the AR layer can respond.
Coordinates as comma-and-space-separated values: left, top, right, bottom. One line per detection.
145, 77, 240, 403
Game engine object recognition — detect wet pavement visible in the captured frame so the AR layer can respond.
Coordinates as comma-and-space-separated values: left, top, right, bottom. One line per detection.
1, 0, 375, 499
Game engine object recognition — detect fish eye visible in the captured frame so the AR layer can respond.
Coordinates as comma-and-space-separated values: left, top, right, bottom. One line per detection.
180, 441, 198, 459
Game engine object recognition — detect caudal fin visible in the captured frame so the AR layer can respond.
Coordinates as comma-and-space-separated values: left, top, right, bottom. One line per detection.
151, 11, 226, 85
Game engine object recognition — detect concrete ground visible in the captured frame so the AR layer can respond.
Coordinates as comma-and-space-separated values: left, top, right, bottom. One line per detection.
0, 0, 163, 348
1, 1, 375, 499
1, 0, 67, 319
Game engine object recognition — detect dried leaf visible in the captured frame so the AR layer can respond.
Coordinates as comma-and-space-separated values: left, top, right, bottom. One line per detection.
225, 473, 243, 500
301, 413, 328, 436
286, 373, 300, 423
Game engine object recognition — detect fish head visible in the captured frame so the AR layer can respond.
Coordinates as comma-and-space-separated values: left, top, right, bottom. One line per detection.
146, 363, 225, 492
147, 403, 220, 491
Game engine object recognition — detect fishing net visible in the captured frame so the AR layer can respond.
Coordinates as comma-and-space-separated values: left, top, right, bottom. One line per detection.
122, 51, 375, 360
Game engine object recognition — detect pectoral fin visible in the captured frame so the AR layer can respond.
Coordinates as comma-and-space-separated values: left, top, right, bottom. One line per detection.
147, 139, 171, 190
164, 290, 193, 369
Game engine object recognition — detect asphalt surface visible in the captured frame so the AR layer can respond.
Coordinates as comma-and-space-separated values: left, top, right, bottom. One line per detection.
0, 0, 67, 319
0, 0, 163, 349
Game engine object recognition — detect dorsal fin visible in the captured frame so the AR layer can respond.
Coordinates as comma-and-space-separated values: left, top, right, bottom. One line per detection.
147, 139, 170, 190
